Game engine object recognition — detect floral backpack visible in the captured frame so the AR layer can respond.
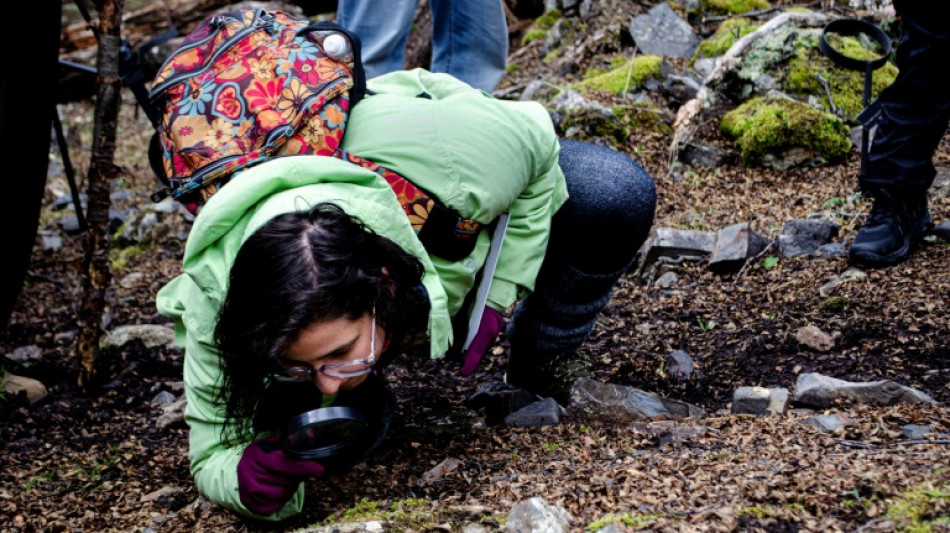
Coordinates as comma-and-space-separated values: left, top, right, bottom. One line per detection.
148, 9, 481, 260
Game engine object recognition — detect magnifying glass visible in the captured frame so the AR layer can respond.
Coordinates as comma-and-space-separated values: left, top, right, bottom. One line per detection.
280, 406, 370, 460
819, 18, 892, 174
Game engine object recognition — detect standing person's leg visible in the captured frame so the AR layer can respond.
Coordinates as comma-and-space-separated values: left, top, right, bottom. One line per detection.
429, 0, 509, 92
336, 0, 418, 80
505, 140, 657, 404
849, 2, 950, 266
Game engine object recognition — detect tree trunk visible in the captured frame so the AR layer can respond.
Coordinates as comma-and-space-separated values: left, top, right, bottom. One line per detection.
77, 0, 124, 393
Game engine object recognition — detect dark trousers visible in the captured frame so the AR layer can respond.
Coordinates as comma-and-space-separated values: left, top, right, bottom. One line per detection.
506, 139, 657, 363
862, 2, 950, 193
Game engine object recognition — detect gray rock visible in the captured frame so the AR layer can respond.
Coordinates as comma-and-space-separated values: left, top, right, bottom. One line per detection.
801, 414, 851, 432
567, 378, 705, 422
903, 424, 931, 439
679, 141, 728, 167
654, 271, 679, 288
2, 373, 48, 405
101, 324, 176, 350
778, 219, 840, 257
794, 325, 834, 352
732, 386, 788, 415
505, 398, 563, 427
466, 381, 538, 426
665, 350, 693, 380
793, 372, 937, 408
156, 398, 187, 429
709, 223, 771, 273
640, 227, 717, 267
506, 497, 573, 533
933, 221, 950, 242
37, 230, 63, 252
814, 242, 848, 258
151, 391, 178, 404
628, 2, 700, 58
5, 345, 43, 364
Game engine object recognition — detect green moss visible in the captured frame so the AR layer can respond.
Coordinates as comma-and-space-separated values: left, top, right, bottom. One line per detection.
693, 18, 759, 61
521, 9, 562, 45
701, 0, 770, 15
110, 244, 146, 271
819, 296, 850, 312
785, 31, 897, 121
885, 480, 950, 532
720, 96, 851, 166
573, 55, 663, 95
560, 102, 670, 147
586, 512, 662, 530
505, 63, 519, 74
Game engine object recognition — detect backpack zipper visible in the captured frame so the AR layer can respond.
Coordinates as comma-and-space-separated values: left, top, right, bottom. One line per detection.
148, 10, 272, 100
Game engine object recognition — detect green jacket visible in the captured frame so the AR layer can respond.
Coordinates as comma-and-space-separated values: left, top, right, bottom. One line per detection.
156, 69, 568, 520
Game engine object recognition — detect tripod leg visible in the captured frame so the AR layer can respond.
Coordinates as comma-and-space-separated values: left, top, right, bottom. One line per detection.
52, 108, 88, 231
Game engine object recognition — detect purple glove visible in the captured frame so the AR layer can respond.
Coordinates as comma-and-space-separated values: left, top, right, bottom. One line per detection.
460, 307, 505, 377
237, 436, 325, 515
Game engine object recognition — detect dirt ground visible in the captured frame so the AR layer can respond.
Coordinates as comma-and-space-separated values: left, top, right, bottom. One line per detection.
2, 1, 949, 532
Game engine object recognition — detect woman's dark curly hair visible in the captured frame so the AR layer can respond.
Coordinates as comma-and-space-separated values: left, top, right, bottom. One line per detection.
213, 202, 428, 444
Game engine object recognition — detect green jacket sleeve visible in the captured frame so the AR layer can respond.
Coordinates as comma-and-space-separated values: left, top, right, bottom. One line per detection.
158, 274, 305, 521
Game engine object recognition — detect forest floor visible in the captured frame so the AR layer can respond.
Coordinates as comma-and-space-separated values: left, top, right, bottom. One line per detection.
2, 1, 949, 532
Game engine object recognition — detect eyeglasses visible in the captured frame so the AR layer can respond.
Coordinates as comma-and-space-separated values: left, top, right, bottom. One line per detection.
274, 311, 377, 381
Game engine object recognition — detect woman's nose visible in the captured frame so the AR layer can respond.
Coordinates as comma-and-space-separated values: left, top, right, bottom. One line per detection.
315, 374, 343, 395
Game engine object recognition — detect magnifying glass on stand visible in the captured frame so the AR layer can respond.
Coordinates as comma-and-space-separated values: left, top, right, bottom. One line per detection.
818, 18, 892, 175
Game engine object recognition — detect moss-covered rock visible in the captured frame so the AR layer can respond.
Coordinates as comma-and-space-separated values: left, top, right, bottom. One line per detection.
559, 102, 670, 147
692, 18, 759, 62
720, 95, 851, 167
573, 55, 663, 95
714, 23, 897, 122
521, 9, 562, 46
785, 31, 897, 121
701, 0, 770, 16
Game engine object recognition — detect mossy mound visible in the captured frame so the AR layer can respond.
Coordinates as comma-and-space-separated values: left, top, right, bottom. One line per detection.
692, 17, 760, 62
720, 96, 851, 167
560, 102, 670, 148
785, 31, 897, 121
573, 55, 663, 95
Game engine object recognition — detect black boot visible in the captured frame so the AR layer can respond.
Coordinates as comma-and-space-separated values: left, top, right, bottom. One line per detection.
504, 263, 623, 406
849, 188, 933, 267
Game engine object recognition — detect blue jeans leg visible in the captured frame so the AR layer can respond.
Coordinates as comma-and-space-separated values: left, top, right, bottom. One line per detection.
336, 0, 417, 80
506, 139, 657, 363
430, 0, 508, 92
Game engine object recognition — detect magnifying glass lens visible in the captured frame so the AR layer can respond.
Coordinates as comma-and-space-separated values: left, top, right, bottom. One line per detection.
281, 406, 369, 460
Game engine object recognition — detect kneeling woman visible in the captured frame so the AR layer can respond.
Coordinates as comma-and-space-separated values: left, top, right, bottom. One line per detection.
157, 69, 656, 520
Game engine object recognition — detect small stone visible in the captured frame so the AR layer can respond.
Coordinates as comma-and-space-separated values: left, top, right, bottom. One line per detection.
903, 424, 931, 439
801, 413, 851, 432
795, 325, 834, 352
505, 398, 563, 428
665, 350, 693, 380
5, 345, 43, 364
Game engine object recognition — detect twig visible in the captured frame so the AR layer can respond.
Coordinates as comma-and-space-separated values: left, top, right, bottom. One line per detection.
850, 518, 886, 533
816, 72, 838, 116
884, 439, 950, 447
732, 240, 775, 285
703, 1, 823, 23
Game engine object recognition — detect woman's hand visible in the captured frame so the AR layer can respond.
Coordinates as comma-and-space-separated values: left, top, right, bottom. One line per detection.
460, 307, 505, 376
237, 436, 325, 515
